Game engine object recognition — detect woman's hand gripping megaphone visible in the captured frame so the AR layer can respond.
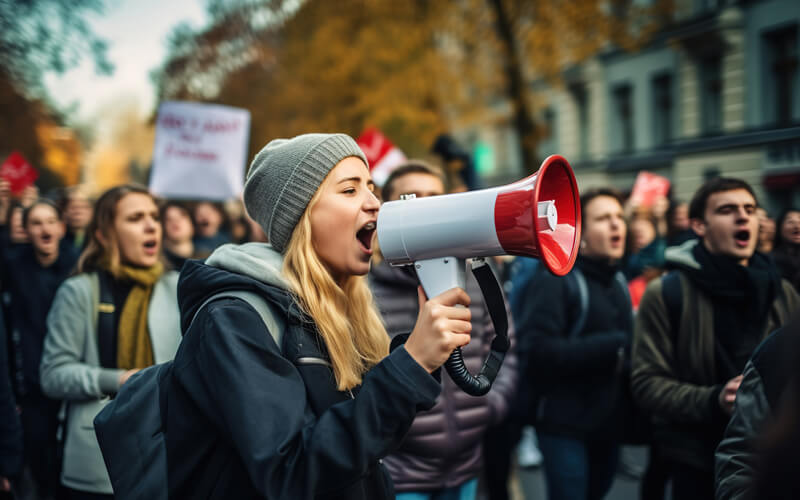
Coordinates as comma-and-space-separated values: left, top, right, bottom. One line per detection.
405, 286, 472, 373
377, 156, 581, 395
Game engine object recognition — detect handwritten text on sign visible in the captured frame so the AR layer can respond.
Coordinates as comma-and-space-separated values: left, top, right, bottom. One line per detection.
150, 101, 251, 200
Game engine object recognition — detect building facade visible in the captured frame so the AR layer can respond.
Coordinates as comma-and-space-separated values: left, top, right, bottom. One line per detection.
470, 0, 800, 216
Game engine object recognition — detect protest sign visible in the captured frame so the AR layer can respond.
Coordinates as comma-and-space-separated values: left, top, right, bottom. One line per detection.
630, 171, 670, 208
150, 101, 250, 200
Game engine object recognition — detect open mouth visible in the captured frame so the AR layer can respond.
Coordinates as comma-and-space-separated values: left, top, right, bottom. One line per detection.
734, 229, 750, 248
143, 240, 158, 254
40, 233, 52, 244
356, 221, 376, 254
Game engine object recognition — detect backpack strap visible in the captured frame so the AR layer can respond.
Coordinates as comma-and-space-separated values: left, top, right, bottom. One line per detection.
566, 268, 589, 339
661, 271, 682, 335
96, 271, 117, 369
614, 270, 634, 328
190, 289, 285, 352
614, 271, 632, 307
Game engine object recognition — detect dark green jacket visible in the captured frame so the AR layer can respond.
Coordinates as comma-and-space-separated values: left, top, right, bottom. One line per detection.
631, 245, 799, 470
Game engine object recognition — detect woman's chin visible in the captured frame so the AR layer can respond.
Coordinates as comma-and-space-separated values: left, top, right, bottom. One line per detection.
125, 257, 159, 268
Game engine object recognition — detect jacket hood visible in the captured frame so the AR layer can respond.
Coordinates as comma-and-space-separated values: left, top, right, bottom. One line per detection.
664, 239, 702, 272
177, 243, 298, 334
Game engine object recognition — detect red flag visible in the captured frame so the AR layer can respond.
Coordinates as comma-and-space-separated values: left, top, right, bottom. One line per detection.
0, 151, 38, 195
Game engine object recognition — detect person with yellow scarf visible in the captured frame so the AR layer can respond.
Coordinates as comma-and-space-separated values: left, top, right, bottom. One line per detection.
40, 184, 181, 500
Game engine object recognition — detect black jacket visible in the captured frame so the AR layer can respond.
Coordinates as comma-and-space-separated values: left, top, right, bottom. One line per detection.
516, 256, 632, 438
165, 243, 441, 500
715, 324, 799, 500
0, 306, 22, 479
2, 247, 77, 398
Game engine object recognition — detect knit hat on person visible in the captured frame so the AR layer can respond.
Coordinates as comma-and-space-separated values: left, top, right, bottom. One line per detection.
243, 133, 368, 253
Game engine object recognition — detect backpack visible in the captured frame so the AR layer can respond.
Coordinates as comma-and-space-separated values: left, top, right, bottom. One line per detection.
566, 267, 631, 340
93, 289, 285, 500
507, 257, 539, 322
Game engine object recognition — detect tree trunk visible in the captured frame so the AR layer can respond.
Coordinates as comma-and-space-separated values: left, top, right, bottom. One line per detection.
487, 0, 539, 174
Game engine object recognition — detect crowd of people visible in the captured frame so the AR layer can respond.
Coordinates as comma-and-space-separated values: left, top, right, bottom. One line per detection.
0, 132, 798, 500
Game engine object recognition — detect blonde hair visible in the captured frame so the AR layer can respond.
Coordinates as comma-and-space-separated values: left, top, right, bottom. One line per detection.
282, 191, 390, 391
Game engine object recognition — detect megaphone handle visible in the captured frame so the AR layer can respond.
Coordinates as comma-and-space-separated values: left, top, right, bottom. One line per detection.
444, 258, 509, 396
414, 257, 467, 299
415, 257, 510, 397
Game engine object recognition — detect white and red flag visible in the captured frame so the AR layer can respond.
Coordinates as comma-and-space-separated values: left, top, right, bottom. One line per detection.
356, 128, 407, 187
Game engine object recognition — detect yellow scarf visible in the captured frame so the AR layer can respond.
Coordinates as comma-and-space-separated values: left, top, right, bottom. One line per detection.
114, 262, 164, 370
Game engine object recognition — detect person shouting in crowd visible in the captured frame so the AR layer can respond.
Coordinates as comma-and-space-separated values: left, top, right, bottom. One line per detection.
631, 178, 799, 500
368, 161, 517, 500
3, 200, 78, 500
165, 134, 471, 499
40, 184, 182, 499
161, 200, 195, 271
772, 208, 800, 292
191, 200, 230, 257
516, 187, 633, 500
59, 186, 93, 252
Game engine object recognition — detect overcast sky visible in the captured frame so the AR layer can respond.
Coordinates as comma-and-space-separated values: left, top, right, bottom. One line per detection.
44, 0, 208, 124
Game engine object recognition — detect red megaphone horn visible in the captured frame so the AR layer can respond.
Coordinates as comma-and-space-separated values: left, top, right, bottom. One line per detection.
378, 154, 581, 286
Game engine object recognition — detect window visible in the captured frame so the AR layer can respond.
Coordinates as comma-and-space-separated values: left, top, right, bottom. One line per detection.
695, 0, 722, 15
703, 166, 721, 181
538, 107, 557, 156
652, 73, 673, 146
763, 25, 798, 126
700, 57, 722, 134
571, 85, 589, 159
612, 84, 634, 153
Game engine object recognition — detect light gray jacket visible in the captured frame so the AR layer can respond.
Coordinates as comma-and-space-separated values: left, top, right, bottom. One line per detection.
40, 271, 181, 494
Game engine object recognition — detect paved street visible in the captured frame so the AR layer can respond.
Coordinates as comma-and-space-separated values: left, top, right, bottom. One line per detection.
480, 445, 654, 500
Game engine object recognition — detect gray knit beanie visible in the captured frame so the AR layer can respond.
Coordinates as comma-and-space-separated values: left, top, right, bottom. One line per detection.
243, 133, 368, 253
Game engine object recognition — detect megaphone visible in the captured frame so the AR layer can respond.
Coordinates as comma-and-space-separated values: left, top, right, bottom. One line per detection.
377, 155, 581, 395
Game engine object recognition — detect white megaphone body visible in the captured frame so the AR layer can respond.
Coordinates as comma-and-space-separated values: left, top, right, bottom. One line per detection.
376, 155, 582, 396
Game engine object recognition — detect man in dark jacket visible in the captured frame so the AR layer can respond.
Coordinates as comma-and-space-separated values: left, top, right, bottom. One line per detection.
517, 187, 632, 500
369, 162, 518, 499
632, 178, 799, 500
